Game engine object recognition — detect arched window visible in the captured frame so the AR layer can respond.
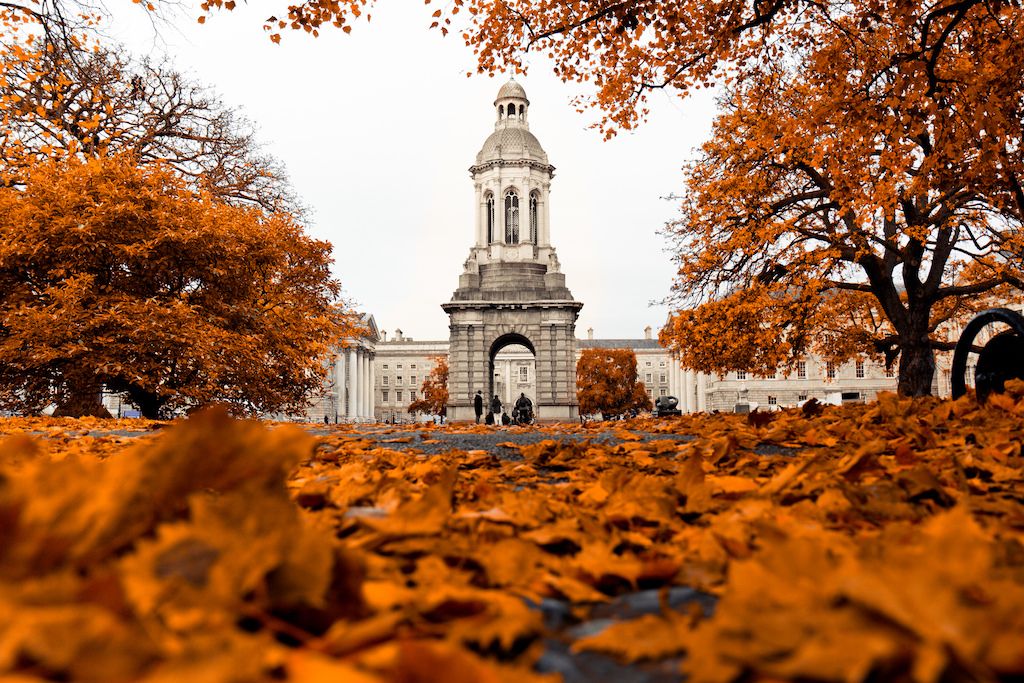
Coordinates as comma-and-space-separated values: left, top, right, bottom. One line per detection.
504, 190, 519, 243
529, 191, 539, 243
518, 104, 525, 117
498, 104, 504, 118
485, 192, 495, 243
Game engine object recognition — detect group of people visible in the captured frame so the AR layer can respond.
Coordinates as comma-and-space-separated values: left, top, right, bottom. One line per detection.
474, 390, 533, 425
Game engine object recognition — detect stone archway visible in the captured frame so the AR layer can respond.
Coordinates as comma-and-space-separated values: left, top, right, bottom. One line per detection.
488, 333, 536, 413
443, 304, 582, 421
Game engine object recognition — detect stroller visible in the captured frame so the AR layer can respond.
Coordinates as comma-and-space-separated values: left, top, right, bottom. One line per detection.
512, 403, 534, 425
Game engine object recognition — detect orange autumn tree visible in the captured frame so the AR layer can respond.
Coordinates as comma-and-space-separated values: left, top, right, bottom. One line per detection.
658, 7, 1024, 396
407, 356, 449, 418
0, 153, 358, 418
576, 348, 652, 419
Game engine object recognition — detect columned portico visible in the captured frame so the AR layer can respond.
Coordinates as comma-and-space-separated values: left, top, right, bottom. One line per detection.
337, 314, 380, 422
445, 81, 582, 422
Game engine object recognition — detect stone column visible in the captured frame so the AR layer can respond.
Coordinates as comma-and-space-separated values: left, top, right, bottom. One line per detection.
345, 347, 356, 420
370, 354, 376, 421
364, 352, 372, 417
683, 369, 695, 413
355, 348, 364, 420
541, 186, 551, 246
334, 350, 346, 421
359, 351, 368, 419
696, 372, 707, 412
475, 186, 484, 246
366, 353, 374, 421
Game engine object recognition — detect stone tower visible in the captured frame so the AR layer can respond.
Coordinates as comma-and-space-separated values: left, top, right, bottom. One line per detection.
443, 80, 583, 421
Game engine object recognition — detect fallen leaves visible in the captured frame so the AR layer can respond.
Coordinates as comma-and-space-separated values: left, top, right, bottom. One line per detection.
1, 384, 1024, 681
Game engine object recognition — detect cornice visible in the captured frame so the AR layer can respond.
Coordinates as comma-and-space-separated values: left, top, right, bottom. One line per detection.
469, 159, 556, 176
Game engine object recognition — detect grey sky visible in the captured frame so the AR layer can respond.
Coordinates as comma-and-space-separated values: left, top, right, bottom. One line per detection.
108, 3, 718, 341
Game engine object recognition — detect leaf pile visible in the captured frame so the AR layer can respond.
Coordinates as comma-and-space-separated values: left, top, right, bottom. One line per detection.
2, 386, 1024, 682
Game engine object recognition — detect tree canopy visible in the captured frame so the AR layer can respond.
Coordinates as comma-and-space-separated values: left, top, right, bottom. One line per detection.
0, 153, 357, 418
577, 348, 652, 419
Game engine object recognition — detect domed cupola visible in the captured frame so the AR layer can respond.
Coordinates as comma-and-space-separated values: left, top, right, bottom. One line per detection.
475, 79, 549, 165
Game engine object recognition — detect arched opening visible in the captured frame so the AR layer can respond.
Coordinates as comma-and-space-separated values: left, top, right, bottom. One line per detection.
485, 192, 495, 243
488, 334, 536, 420
529, 191, 539, 243
518, 104, 525, 117
504, 189, 519, 243
498, 104, 504, 118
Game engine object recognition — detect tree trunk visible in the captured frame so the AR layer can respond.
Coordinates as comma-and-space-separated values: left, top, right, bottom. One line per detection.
53, 375, 111, 418
126, 386, 166, 420
897, 340, 935, 396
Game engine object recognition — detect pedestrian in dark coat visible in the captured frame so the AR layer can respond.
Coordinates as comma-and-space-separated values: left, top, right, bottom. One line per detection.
474, 391, 484, 424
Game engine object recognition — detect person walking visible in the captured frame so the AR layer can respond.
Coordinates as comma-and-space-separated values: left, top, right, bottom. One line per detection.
490, 394, 502, 423
474, 390, 484, 424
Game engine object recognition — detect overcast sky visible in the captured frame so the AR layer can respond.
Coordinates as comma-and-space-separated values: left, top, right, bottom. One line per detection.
106, 3, 719, 341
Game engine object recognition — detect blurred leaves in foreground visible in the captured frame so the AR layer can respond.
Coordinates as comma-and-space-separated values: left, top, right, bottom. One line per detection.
1, 384, 1024, 681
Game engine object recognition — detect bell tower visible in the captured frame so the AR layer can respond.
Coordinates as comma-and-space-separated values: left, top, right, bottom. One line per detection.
443, 80, 583, 421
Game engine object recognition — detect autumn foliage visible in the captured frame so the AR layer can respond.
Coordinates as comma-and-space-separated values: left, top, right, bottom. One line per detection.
0, 153, 356, 418
576, 348, 652, 419
2, 387, 1024, 680
407, 356, 449, 417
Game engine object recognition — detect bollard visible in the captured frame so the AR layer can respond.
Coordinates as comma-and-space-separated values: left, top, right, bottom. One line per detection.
951, 308, 1024, 402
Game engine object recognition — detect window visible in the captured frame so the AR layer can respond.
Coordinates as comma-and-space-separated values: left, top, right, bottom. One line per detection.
498, 104, 504, 117
645, 361, 652, 366
383, 364, 389, 370
648, 389, 654, 398
411, 375, 417, 386
382, 376, 390, 386
397, 376, 403, 385
797, 361, 806, 379
766, 368, 777, 379
504, 190, 520, 243
736, 370, 747, 380
409, 390, 417, 401
529, 191, 539, 243
826, 364, 836, 380
856, 361, 865, 378
659, 361, 666, 367
659, 374, 667, 384
411, 364, 417, 369
645, 373, 653, 383
519, 366, 528, 382
485, 192, 495, 242
382, 390, 389, 402
397, 364, 403, 369
659, 388, 667, 396
396, 390, 403, 402
798, 394, 808, 401
768, 395, 777, 405
518, 104, 524, 117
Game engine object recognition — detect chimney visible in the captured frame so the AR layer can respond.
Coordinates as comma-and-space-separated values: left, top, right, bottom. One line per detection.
381, 330, 388, 342
587, 327, 594, 340
644, 326, 652, 340
395, 328, 403, 342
